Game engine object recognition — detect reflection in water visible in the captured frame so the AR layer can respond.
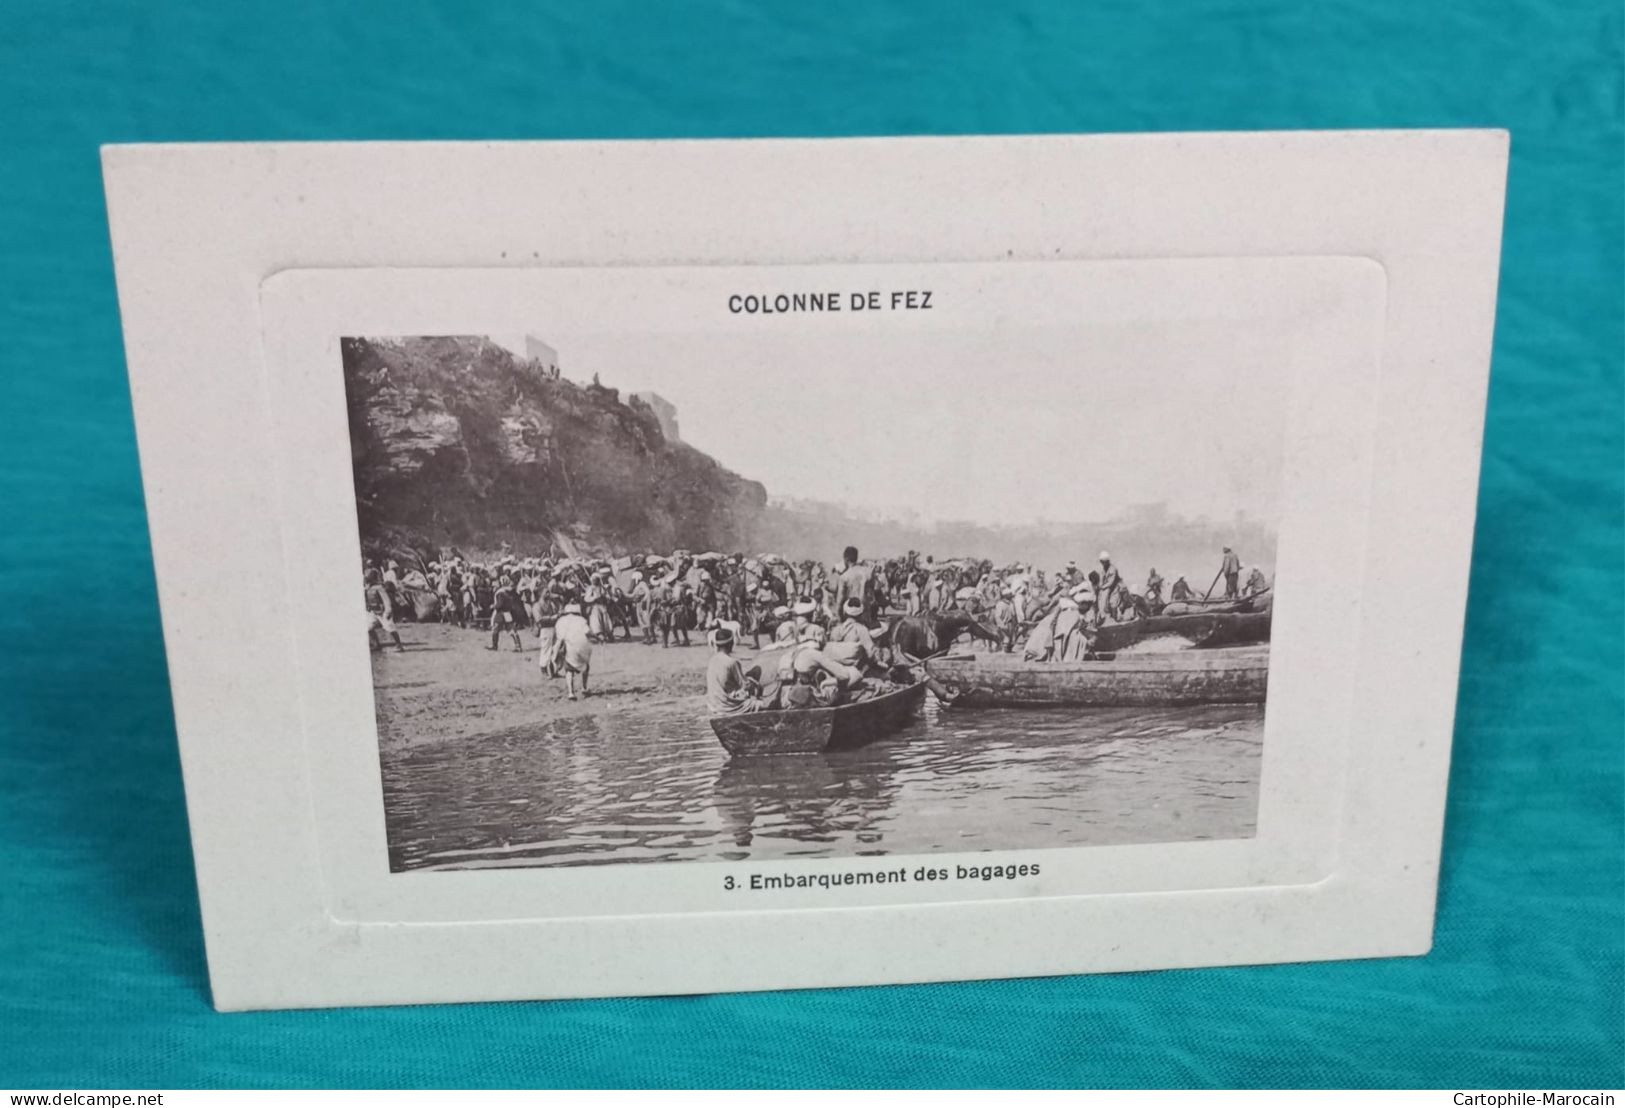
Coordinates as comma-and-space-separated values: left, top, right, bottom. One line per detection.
380, 697, 1264, 871
712, 744, 905, 858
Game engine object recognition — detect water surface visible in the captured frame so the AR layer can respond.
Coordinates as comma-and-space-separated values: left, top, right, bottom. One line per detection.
380, 698, 1263, 870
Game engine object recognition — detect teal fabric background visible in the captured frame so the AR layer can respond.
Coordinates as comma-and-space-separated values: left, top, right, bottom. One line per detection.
2, 0, 1620, 1090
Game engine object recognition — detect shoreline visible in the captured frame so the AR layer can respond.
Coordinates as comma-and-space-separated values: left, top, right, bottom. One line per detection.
372, 622, 784, 750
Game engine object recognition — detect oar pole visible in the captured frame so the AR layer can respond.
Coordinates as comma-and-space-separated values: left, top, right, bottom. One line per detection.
1202, 568, 1224, 600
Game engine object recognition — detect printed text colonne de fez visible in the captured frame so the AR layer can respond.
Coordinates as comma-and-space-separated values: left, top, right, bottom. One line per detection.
727, 290, 933, 314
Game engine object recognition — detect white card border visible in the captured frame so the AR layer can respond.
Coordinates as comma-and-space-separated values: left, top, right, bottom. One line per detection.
102, 132, 1507, 1010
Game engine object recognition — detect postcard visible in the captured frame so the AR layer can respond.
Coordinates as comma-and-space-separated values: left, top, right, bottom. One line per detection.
102, 132, 1507, 1009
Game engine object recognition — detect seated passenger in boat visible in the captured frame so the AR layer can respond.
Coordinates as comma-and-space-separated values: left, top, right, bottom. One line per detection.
705, 627, 776, 715
827, 596, 878, 668
779, 624, 863, 709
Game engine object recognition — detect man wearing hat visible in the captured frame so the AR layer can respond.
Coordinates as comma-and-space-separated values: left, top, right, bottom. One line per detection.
1096, 552, 1122, 622
517, 565, 540, 608
786, 598, 819, 642
647, 575, 676, 648
705, 625, 774, 715
827, 595, 878, 669
1070, 582, 1100, 625
694, 568, 718, 630
1059, 560, 1082, 589
1221, 546, 1242, 599
666, 574, 695, 647
553, 602, 593, 700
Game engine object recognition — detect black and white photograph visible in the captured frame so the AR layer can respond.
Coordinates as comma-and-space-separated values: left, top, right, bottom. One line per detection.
344, 303, 1280, 873
16, 0, 1605, 1079
96, 134, 1516, 1020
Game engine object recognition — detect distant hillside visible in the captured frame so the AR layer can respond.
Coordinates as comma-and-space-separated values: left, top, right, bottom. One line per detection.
341, 336, 767, 557
341, 335, 1275, 582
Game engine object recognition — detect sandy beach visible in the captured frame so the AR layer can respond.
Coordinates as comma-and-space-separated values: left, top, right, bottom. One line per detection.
370, 622, 783, 750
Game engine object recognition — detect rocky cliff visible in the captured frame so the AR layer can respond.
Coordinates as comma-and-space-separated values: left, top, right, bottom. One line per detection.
341, 336, 767, 557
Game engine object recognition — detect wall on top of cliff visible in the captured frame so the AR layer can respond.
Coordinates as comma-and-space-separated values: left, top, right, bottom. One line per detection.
339, 336, 766, 556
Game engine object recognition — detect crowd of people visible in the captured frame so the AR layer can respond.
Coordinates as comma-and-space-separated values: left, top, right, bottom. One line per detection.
362, 542, 1271, 708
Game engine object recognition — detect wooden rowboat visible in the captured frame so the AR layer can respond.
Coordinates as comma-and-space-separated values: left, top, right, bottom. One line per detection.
924, 650, 1268, 708
1092, 610, 1271, 653
709, 680, 929, 757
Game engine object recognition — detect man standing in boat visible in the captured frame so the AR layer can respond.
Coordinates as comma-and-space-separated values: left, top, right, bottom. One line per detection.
1145, 568, 1165, 610
1097, 551, 1123, 622
1221, 546, 1242, 598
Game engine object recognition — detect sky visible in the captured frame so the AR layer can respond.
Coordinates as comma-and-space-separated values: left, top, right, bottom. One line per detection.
481, 260, 1335, 530
498, 323, 1286, 530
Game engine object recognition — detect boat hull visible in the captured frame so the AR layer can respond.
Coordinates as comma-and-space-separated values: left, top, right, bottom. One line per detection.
925, 650, 1268, 708
709, 680, 928, 757
1158, 590, 1272, 617
1092, 611, 1271, 653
